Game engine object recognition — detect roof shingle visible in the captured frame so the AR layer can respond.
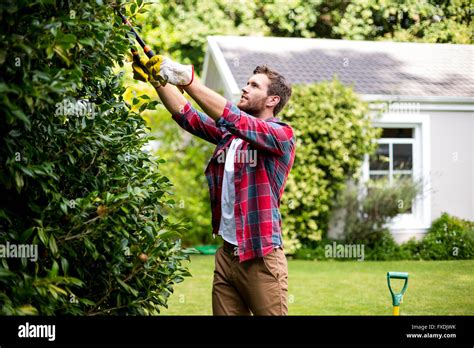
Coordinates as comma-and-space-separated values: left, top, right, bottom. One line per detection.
212, 36, 473, 98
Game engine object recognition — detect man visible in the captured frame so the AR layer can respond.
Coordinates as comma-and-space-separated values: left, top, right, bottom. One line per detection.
132, 54, 295, 315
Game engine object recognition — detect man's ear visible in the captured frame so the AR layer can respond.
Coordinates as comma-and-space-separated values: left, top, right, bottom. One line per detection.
266, 95, 280, 108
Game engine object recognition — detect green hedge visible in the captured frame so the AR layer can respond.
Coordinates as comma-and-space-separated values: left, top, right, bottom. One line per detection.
280, 79, 380, 252
418, 212, 474, 260
292, 213, 474, 261
0, 0, 191, 315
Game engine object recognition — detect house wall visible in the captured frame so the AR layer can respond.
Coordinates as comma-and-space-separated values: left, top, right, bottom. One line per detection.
328, 107, 474, 244
202, 55, 227, 97
430, 110, 474, 222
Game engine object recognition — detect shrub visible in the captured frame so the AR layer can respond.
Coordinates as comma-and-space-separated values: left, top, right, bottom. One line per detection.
419, 212, 474, 260
0, 0, 191, 315
280, 80, 381, 250
292, 240, 330, 261
335, 177, 421, 248
363, 232, 404, 261
398, 237, 423, 260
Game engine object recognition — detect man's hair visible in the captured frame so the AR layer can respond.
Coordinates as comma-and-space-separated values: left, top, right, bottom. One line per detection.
253, 65, 292, 116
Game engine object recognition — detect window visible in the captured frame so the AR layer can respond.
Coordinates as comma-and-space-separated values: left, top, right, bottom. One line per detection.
369, 128, 414, 184
369, 127, 415, 213
361, 112, 431, 231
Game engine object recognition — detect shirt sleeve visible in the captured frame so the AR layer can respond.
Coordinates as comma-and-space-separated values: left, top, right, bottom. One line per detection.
215, 101, 294, 156
172, 101, 224, 145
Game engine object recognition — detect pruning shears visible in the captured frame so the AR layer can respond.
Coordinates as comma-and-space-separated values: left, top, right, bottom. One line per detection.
117, 10, 167, 87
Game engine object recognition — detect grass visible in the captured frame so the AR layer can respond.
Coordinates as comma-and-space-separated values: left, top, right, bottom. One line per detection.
160, 256, 474, 315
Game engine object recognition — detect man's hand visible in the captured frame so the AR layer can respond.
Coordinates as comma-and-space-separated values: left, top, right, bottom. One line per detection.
131, 56, 150, 83
131, 54, 166, 88
146, 56, 194, 87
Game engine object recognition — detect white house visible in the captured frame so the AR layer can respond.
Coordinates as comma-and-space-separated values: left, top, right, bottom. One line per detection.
201, 36, 474, 242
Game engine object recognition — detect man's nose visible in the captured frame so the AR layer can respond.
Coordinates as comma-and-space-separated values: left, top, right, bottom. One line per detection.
242, 86, 249, 94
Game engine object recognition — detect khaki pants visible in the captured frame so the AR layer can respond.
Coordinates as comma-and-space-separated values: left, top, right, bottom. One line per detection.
212, 245, 288, 316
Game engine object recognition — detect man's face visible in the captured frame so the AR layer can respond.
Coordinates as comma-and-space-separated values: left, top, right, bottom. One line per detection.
237, 73, 271, 116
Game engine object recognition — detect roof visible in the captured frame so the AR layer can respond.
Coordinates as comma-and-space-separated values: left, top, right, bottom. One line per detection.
205, 36, 474, 100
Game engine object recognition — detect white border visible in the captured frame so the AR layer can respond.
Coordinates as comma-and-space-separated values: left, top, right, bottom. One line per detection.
363, 112, 432, 233
202, 37, 241, 100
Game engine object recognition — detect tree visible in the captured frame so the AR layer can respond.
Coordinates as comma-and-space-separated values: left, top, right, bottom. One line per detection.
334, 0, 473, 44
137, 0, 471, 75
0, 0, 190, 315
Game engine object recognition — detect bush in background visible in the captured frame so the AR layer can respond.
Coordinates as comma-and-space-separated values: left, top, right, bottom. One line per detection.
334, 177, 420, 261
280, 79, 380, 252
292, 177, 419, 260
0, 0, 190, 315
418, 212, 474, 260
338, 177, 421, 247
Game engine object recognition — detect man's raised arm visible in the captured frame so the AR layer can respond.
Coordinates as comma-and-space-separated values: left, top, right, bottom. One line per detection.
183, 80, 227, 121
152, 78, 227, 122
131, 56, 224, 144
139, 55, 294, 154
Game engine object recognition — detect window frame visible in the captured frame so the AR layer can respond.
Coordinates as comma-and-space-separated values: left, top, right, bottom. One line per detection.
361, 112, 431, 232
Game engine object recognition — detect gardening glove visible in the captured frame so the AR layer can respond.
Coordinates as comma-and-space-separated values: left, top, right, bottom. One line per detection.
131, 53, 165, 88
131, 56, 150, 82
145, 55, 194, 87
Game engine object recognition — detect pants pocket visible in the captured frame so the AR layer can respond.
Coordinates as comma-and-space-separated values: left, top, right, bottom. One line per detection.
262, 248, 285, 280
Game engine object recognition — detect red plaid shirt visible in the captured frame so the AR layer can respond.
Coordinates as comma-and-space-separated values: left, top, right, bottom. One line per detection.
172, 101, 295, 262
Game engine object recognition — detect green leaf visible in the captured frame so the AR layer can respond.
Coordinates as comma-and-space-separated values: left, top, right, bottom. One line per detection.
53, 46, 72, 66
17, 305, 39, 315
37, 227, 48, 246
57, 33, 77, 50
117, 278, 138, 297
49, 260, 59, 278
50, 284, 68, 296
14, 171, 24, 190
139, 103, 148, 112
20, 166, 34, 177
60, 201, 68, 214
49, 235, 58, 256
61, 257, 69, 274
11, 108, 30, 126
78, 38, 95, 47
20, 228, 34, 242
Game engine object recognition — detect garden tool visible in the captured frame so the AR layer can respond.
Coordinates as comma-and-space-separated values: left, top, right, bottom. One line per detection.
387, 272, 409, 316
117, 10, 167, 87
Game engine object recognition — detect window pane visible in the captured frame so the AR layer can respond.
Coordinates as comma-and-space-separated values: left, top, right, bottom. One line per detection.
393, 173, 412, 181
370, 174, 389, 181
370, 144, 389, 170
393, 144, 412, 170
382, 128, 413, 138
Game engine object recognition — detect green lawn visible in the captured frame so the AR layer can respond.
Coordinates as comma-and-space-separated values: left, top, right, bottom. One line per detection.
160, 256, 474, 315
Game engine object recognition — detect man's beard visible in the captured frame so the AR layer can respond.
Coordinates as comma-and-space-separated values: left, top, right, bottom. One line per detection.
237, 97, 266, 117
